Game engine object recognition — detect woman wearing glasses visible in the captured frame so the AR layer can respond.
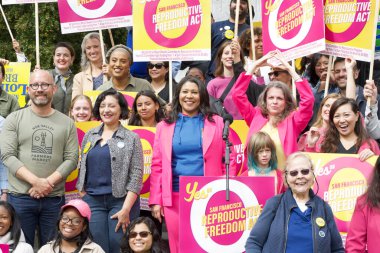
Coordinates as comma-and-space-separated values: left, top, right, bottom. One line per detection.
245, 152, 344, 253
147, 61, 175, 103
38, 199, 104, 253
232, 50, 314, 170
120, 217, 168, 253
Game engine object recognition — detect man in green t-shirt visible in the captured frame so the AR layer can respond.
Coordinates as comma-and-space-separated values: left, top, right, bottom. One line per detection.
0, 70, 79, 247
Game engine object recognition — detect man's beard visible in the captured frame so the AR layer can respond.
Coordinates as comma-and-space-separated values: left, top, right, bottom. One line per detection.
230, 8, 248, 22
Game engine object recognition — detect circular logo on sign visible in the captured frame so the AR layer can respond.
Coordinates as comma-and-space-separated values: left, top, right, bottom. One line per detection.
268, 0, 313, 49
190, 179, 258, 251
67, 0, 117, 18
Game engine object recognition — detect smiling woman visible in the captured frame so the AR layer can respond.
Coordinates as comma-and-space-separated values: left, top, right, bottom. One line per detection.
38, 199, 104, 253
76, 89, 143, 253
317, 97, 380, 160
149, 76, 236, 253
97, 45, 153, 94
232, 50, 314, 170
245, 152, 344, 253
73, 33, 109, 99
120, 217, 168, 253
0, 201, 34, 253
48, 42, 76, 115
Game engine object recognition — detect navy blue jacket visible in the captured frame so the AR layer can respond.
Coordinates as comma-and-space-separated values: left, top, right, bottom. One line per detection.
245, 189, 344, 253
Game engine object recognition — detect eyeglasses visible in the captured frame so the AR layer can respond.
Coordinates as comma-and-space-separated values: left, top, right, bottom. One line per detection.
147, 63, 165, 69
268, 71, 288, 77
60, 216, 83, 226
128, 231, 152, 239
286, 168, 311, 177
29, 83, 52, 90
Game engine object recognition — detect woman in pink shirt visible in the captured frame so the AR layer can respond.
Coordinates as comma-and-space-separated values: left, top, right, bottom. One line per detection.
346, 156, 380, 253
232, 50, 314, 170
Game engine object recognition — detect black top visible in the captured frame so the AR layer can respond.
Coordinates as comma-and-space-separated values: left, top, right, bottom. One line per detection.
337, 140, 357, 154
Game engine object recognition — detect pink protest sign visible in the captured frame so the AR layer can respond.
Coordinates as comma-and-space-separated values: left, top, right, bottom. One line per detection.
133, 0, 211, 61
57, 0, 132, 34
179, 176, 275, 252
262, 0, 325, 61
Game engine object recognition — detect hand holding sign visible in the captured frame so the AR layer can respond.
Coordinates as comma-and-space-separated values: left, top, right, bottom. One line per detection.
231, 38, 241, 64
363, 80, 377, 106
0, 58, 9, 65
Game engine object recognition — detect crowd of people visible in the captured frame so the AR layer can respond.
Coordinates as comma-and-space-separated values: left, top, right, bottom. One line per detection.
0, 0, 380, 252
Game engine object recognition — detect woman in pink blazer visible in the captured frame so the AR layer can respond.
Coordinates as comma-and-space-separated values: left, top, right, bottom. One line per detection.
232, 50, 314, 170
346, 156, 380, 253
149, 76, 236, 253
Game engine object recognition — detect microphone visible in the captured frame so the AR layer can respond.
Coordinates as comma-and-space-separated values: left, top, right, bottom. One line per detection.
222, 113, 233, 140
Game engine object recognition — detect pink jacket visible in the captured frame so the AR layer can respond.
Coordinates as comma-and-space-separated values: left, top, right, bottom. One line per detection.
149, 115, 236, 207
232, 73, 314, 165
346, 195, 380, 253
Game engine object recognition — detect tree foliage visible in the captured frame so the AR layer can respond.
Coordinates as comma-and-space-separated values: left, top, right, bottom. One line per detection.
0, 3, 127, 73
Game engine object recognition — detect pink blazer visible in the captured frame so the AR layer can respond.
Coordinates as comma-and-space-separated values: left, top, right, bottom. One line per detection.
149, 115, 236, 207
232, 73, 314, 167
346, 195, 380, 253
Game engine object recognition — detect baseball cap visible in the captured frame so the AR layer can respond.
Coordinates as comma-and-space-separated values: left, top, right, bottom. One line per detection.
61, 199, 91, 221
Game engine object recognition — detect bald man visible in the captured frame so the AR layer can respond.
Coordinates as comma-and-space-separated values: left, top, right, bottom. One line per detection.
0, 70, 78, 247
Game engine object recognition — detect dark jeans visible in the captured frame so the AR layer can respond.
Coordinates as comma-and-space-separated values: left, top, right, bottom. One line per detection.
8, 194, 65, 247
82, 194, 140, 253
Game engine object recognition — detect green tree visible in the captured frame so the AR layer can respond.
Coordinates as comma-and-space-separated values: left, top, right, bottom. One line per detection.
0, 3, 127, 73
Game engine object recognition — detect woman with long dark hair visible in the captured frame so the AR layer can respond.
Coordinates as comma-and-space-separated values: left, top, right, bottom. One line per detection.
128, 90, 165, 127
149, 76, 236, 253
0, 201, 33, 253
346, 156, 380, 252
38, 199, 104, 253
319, 97, 380, 160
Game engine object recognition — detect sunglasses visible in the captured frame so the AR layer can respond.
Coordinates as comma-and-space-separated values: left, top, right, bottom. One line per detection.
148, 63, 165, 69
268, 70, 287, 77
129, 231, 152, 239
287, 168, 311, 177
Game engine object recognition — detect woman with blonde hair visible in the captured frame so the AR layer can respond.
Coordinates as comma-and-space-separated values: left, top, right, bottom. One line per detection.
298, 93, 341, 151
72, 32, 108, 99
69, 95, 93, 122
